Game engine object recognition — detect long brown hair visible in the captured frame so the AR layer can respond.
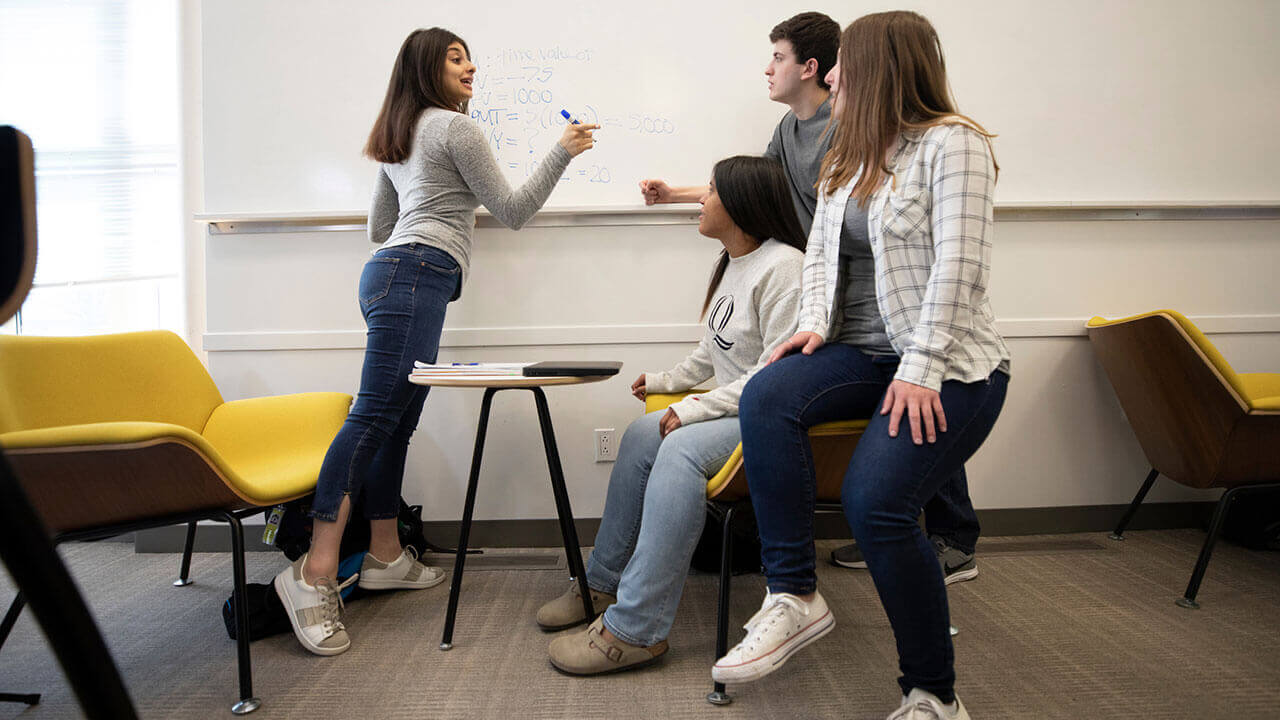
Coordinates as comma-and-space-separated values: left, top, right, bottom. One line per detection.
364, 28, 470, 164
701, 156, 807, 317
819, 11, 997, 206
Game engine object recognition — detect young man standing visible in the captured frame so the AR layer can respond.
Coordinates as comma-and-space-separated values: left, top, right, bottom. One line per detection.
640, 11, 835, 237
638, 12, 981, 582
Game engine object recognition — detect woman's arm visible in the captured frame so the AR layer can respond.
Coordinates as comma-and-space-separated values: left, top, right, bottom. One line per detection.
894, 124, 995, 392
669, 283, 803, 426
368, 166, 398, 244
446, 115, 591, 229
644, 338, 715, 395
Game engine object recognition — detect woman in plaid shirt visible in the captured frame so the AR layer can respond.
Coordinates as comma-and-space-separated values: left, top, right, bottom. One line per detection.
713, 12, 1011, 720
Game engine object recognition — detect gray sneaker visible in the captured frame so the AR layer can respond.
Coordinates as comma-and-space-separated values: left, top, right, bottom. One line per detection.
831, 538, 978, 585
357, 546, 445, 591
932, 536, 978, 585
829, 542, 867, 568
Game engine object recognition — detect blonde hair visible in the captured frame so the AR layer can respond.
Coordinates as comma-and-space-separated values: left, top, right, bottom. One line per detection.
819, 11, 998, 206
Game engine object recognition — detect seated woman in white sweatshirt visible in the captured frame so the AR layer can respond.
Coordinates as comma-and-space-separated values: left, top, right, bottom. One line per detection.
536, 155, 805, 675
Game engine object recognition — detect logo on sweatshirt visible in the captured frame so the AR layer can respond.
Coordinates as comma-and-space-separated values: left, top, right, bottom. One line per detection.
709, 295, 735, 351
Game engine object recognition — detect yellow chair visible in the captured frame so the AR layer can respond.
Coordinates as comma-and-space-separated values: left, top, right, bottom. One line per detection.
1087, 310, 1280, 609
644, 392, 867, 705
1, 124, 138, 715
0, 330, 351, 714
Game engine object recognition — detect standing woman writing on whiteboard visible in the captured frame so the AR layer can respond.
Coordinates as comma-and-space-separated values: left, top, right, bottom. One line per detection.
274, 27, 597, 657
715, 12, 1009, 719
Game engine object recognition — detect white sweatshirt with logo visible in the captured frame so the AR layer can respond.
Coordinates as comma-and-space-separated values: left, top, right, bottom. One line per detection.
644, 239, 803, 425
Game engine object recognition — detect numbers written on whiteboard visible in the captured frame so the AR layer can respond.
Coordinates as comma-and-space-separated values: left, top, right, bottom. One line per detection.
629, 114, 676, 134
516, 88, 554, 105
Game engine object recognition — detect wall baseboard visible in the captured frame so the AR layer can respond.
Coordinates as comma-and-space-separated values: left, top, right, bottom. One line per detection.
132, 502, 1214, 553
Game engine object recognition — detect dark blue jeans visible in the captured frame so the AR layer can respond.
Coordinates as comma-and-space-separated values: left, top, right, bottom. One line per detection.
741, 343, 1007, 702
311, 243, 460, 521
843, 369, 1006, 702
739, 343, 980, 594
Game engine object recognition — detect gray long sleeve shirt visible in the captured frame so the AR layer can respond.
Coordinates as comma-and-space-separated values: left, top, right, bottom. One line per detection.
368, 107, 572, 291
644, 239, 803, 425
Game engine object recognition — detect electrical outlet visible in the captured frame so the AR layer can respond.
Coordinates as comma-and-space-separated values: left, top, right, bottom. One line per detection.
594, 428, 616, 462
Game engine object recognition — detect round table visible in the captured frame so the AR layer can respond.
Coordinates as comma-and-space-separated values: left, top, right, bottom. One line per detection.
408, 372, 613, 650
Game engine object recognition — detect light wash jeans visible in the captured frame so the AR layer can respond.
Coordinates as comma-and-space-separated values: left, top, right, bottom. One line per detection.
585, 409, 740, 647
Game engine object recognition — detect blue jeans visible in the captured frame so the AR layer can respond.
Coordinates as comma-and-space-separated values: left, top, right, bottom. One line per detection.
586, 410, 740, 647
742, 343, 1007, 703
311, 243, 461, 521
738, 343, 980, 594
842, 369, 1006, 702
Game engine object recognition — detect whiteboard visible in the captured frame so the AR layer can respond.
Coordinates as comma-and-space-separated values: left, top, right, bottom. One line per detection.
202, 0, 1280, 213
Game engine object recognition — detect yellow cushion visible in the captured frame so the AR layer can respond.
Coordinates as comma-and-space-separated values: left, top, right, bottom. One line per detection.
644, 391, 705, 414
811, 419, 871, 435
1087, 310, 1250, 406
1239, 373, 1280, 411
0, 331, 224, 435
0, 420, 218, 453
642, 391, 871, 498
0, 392, 352, 505
202, 392, 352, 502
705, 444, 743, 498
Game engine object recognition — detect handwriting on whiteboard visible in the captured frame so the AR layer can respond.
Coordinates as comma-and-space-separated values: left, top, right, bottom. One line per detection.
467, 45, 680, 186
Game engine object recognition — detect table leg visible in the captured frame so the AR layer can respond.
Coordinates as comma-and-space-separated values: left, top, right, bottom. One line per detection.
440, 388, 498, 650
530, 388, 595, 621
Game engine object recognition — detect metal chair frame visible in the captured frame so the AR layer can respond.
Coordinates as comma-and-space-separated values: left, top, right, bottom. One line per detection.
0, 502, 265, 714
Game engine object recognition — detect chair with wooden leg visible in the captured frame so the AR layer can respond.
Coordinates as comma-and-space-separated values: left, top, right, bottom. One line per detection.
0, 125, 136, 718
0, 330, 352, 713
1087, 310, 1280, 608
0, 122, 352, 717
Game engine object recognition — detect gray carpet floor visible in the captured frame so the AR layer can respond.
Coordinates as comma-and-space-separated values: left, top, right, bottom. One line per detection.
2, 530, 1278, 719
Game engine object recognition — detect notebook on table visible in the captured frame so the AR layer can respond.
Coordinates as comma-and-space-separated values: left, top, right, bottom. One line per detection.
521, 361, 622, 377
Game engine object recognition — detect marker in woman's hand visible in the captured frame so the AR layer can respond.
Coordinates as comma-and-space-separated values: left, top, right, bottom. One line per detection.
560, 109, 581, 124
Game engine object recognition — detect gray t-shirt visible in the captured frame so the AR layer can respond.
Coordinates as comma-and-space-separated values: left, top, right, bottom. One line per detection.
832, 200, 895, 354
764, 99, 832, 237
368, 107, 572, 293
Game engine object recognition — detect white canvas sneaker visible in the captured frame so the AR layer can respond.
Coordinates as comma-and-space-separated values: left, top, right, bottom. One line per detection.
273, 553, 358, 656
886, 688, 971, 720
711, 591, 835, 684
357, 546, 445, 591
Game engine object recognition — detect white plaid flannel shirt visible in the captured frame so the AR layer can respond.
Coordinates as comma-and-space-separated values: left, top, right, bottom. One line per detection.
797, 123, 1011, 391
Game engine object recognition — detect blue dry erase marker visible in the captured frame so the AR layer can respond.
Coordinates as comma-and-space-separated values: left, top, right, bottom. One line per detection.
560, 109, 581, 125
451, 362, 480, 366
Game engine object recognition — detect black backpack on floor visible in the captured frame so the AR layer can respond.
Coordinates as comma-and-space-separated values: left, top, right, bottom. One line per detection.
221, 497, 431, 641
690, 503, 763, 576
1221, 488, 1280, 550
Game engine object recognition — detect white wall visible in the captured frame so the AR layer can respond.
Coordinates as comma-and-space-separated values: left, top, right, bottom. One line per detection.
186, 1, 1280, 524
199, 214, 1280, 522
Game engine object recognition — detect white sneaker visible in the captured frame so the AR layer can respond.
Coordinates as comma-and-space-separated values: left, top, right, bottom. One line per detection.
357, 546, 445, 591
886, 688, 971, 720
711, 591, 835, 684
273, 553, 358, 656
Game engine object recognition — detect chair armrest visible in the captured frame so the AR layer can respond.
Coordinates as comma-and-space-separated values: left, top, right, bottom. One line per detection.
1, 421, 210, 452
645, 390, 707, 414
201, 392, 351, 500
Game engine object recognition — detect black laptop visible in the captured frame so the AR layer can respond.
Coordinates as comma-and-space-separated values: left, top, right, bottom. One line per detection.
522, 361, 623, 377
